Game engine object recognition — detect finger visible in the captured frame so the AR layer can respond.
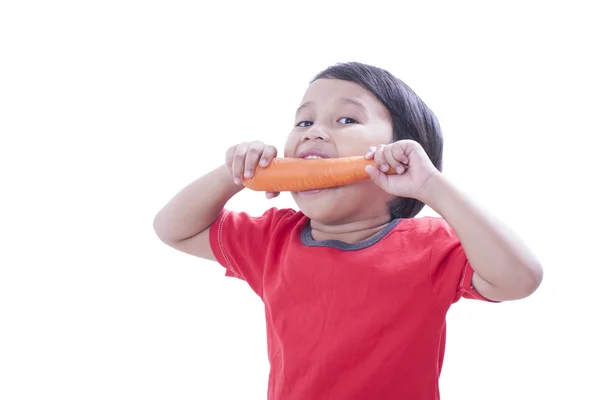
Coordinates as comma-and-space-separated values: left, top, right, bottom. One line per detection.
365, 146, 377, 160
382, 145, 407, 175
390, 144, 410, 174
225, 145, 236, 176
373, 145, 390, 172
244, 141, 265, 178
260, 145, 278, 167
231, 142, 250, 184
390, 144, 410, 166
395, 162, 408, 175
382, 145, 401, 169
265, 191, 280, 199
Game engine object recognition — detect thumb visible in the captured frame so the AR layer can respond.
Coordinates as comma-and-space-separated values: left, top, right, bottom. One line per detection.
265, 191, 280, 199
365, 165, 391, 192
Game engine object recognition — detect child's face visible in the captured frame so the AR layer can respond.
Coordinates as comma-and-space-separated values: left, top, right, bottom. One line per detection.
283, 78, 396, 223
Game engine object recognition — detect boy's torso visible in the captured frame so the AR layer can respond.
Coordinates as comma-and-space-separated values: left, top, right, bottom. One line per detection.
259, 212, 450, 400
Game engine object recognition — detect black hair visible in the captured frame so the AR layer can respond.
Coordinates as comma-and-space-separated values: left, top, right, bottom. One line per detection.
312, 61, 444, 219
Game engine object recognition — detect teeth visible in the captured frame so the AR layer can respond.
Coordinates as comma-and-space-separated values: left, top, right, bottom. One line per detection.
304, 155, 323, 159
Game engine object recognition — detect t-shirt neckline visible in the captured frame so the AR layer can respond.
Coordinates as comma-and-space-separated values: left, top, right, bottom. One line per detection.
300, 218, 402, 250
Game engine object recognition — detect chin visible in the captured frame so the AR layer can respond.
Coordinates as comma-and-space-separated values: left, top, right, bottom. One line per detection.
292, 181, 394, 223
292, 187, 344, 221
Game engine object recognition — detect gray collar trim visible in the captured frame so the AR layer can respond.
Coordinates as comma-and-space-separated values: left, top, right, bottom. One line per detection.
300, 218, 401, 250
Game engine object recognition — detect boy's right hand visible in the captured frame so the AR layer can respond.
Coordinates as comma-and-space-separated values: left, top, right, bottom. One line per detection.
225, 141, 280, 199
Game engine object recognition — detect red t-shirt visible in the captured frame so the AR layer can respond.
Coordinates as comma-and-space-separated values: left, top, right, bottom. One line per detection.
209, 207, 497, 400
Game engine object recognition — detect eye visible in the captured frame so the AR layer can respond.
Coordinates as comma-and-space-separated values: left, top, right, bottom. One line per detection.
338, 117, 358, 124
296, 121, 313, 127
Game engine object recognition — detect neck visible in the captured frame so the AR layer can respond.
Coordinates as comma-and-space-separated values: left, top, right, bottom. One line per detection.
309, 214, 393, 244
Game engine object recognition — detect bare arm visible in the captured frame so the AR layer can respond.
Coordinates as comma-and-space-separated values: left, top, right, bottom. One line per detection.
365, 140, 543, 302
153, 141, 278, 260
423, 173, 544, 301
153, 165, 242, 260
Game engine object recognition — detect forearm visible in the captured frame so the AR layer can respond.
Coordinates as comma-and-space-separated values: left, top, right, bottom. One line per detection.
153, 164, 243, 243
422, 173, 543, 299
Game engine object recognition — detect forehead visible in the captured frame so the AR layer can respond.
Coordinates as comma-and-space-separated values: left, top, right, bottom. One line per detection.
298, 78, 389, 117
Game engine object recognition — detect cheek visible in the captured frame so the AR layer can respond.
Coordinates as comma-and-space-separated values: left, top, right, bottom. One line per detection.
371, 121, 394, 144
282, 132, 298, 158
340, 124, 394, 154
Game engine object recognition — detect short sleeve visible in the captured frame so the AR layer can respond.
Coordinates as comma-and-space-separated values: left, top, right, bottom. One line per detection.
428, 218, 500, 310
209, 207, 295, 297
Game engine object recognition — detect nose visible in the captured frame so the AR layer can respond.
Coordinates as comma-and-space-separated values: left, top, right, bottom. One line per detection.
302, 126, 330, 142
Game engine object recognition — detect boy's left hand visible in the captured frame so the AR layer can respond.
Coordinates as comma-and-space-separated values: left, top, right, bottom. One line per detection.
365, 140, 440, 202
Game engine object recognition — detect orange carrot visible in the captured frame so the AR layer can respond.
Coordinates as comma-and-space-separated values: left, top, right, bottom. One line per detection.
242, 156, 400, 192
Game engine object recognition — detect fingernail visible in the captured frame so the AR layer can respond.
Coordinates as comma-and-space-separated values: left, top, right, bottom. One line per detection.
380, 164, 389, 172
396, 166, 404, 174
244, 170, 252, 178
259, 159, 268, 167
234, 178, 241, 185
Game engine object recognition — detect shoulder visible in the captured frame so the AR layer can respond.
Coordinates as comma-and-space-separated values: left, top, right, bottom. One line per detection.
209, 207, 307, 281
385, 217, 462, 260
393, 216, 456, 241
218, 206, 306, 232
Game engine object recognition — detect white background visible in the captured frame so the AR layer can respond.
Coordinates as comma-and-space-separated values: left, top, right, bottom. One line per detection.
1, 1, 599, 399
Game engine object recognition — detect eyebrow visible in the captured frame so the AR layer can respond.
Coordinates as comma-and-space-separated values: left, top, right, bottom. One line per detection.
295, 98, 366, 116
338, 97, 367, 111
295, 101, 314, 116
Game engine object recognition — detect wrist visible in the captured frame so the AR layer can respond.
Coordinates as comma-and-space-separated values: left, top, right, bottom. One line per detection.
215, 164, 246, 197
418, 171, 453, 213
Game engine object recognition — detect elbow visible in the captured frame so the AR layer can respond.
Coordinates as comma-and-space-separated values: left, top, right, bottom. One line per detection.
527, 260, 544, 294
153, 212, 172, 244
514, 260, 544, 299
152, 212, 162, 235
475, 259, 544, 302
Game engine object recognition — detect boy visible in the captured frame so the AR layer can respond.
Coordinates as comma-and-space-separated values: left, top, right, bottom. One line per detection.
154, 62, 543, 399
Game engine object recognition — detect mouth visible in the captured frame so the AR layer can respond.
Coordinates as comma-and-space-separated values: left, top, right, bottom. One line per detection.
292, 148, 337, 195
295, 148, 333, 159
